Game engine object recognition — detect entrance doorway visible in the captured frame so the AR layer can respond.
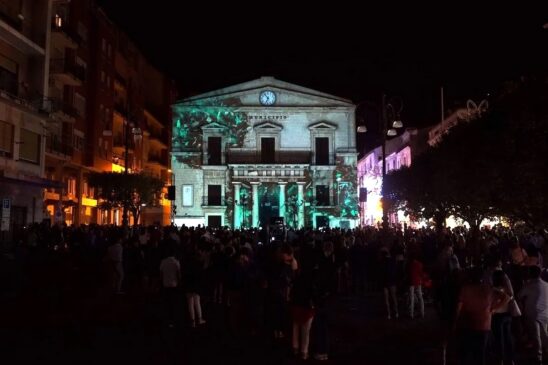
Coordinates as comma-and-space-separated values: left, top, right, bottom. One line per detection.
259, 191, 278, 227
207, 215, 222, 228
316, 215, 329, 229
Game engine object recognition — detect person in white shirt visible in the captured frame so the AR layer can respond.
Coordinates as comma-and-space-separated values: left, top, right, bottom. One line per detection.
160, 247, 181, 327
106, 237, 124, 294
519, 265, 548, 364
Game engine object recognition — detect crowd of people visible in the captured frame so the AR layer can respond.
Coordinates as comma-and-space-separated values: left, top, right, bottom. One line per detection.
1, 222, 547, 364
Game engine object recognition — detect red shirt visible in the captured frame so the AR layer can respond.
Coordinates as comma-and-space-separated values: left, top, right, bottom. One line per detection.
458, 284, 498, 331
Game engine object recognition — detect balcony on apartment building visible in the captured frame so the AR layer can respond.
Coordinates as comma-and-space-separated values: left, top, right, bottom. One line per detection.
146, 153, 167, 168
0, 77, 49, 115
50, 57, 85, 86
47, 97, 78, 122
112, 133, 135, 157
51, 18, 80, 49
46, 135, 73, 159
148, 128, 168, 149
0, 2, 46, 55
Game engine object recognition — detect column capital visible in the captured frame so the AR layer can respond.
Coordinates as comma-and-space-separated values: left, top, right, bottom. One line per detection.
250, 181, 261, 186
277, 181, 288, 186
297, 181, 307, 186
232, 181, 242, 186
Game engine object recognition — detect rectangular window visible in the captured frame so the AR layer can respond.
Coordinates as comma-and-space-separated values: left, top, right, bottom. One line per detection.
182, 185, 193, 206
101, 38, 106, 53
207, 185, 222, 206
315, 137, 329, 165
77, 22, 87, 42
0, 121, 13, 156
67, 177, 76, 195
261, 137, 275, 163
74, 93, 86, 117
207, 136, 221, 165
316, 185, 330, 206
0, 53, 18, 95
19, 128, 41, 163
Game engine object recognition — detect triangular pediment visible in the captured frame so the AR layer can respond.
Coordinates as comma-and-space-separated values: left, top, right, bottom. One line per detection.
254, 122, 283, 131
176, 77, 354, 108
200, 121, 227, 130
308, 122, 337, 130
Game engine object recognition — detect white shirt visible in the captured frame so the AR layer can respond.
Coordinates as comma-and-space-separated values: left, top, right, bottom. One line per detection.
519, 278, 548, 321
160, 256, 180, 288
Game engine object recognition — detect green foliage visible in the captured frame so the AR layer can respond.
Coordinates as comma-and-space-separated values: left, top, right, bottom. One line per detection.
88, 172, 165, 225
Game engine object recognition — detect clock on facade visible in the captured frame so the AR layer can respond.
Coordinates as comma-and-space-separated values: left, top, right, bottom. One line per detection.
259, 90, 276, 105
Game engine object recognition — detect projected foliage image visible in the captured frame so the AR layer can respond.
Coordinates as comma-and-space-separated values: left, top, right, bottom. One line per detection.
334, 157, 359, 219
172, 99, 250, 168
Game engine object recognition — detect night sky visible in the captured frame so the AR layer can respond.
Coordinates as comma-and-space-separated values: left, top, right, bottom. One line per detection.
97, 2, 548, 153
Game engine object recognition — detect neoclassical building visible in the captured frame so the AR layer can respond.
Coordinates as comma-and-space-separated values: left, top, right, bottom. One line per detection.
171, 77, 358, 229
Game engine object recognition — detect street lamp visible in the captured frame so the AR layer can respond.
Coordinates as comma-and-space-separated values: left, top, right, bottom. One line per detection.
121, 118, 142, 227
357, 94, 403, 230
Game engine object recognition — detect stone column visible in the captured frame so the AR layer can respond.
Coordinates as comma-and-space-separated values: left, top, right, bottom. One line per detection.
251, 182, 260, 228
297, 182, 306, 228
278, 182, 287, 223
233, 182, 241, 229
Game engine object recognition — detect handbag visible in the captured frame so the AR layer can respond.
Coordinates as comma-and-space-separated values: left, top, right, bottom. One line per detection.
508, 298, 522, 317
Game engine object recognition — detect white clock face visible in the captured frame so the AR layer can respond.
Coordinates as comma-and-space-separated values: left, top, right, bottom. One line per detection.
260, 90, 276, 105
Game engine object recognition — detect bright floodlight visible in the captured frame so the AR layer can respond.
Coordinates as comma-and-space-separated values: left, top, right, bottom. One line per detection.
387, 128, 397, 136
392, 120, 403, 128
357, 126, 367, 133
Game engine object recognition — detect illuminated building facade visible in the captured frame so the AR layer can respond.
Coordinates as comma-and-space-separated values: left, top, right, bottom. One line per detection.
172, 77, 359, 229
357, 128, 429, 227
42, 1, 175, 226
0, 0, 54, 237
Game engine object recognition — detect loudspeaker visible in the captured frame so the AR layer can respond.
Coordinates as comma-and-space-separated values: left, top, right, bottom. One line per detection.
359, 187, 367, 202
167, 186, 176, 201
270, 216, 284, 225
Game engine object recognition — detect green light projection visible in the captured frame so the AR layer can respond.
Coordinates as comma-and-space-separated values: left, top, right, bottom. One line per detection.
334, 156, 359, 219
172, 99, 249, 168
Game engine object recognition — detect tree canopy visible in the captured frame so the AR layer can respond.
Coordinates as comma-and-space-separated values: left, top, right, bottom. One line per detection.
88, 172, 165, 225
384, 77, 548, 229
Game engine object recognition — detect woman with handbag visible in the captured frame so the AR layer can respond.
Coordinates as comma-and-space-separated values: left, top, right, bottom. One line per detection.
492, 270, 519, 365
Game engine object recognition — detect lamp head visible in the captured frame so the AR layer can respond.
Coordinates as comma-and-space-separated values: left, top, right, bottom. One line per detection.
392, 120, 403, 129
387, 128, 397, 137
357, 126, 367, 133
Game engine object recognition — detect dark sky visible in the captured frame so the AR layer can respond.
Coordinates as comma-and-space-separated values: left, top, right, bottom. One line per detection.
97, 2, 548, 152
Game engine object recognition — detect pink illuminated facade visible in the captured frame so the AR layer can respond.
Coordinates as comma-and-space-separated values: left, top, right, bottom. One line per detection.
357, 128, 429, 227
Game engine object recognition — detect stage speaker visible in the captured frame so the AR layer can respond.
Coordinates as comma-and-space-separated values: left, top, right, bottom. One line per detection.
359, 188, 367, 202
167, 185, 176, 201
270, 216, 284, 225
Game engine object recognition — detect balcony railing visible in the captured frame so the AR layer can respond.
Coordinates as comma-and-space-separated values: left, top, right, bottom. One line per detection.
226, 150, 312, 164
51, 21, 81, 45
147, 154, 167, 166
46, 136, 73, 157
202, 196, 226, 206
113, 134, 135, 149
50, 58, 86, 82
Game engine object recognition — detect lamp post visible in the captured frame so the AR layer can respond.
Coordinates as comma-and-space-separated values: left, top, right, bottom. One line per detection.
121, 117, 142, 227
357, 95, 403, 230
